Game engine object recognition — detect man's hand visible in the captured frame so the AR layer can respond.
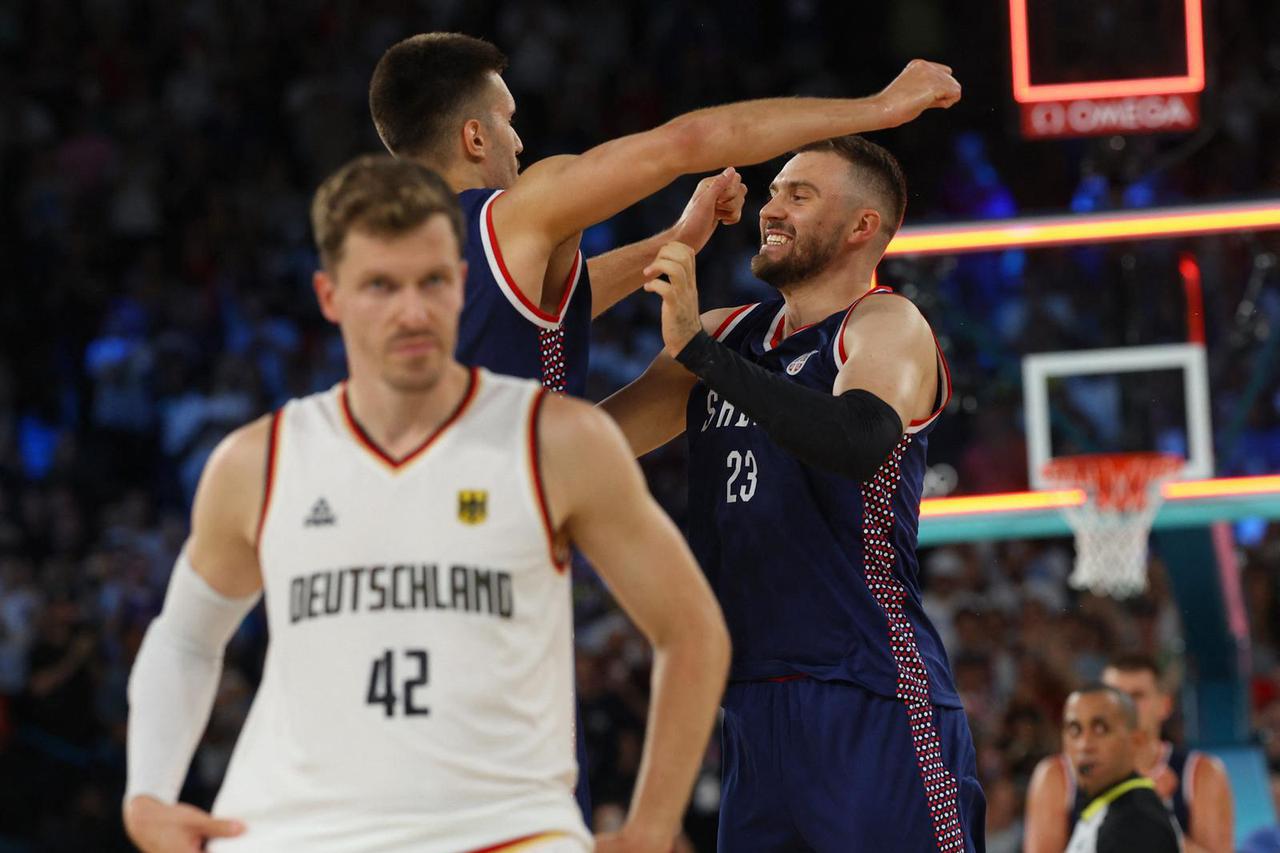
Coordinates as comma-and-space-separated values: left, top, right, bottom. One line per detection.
874, 59, 962, 127
643, 242, 702, 358
671, 168, 747, 254
124, 795, 245, 853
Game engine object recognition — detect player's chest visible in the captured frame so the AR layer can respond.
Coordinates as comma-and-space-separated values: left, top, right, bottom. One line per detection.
688, 341, 834, 439
261, 446, 544, 570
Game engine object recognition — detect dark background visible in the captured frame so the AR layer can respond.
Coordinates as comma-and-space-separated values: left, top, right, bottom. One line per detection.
1, 1, 1279, 850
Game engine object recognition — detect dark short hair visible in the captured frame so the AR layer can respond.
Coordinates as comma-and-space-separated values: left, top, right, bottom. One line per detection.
310, 154, 464, 270
1070, 683, 1139, 730
369, 33, 508, 160
1106, 652, 1163, 682
795, 135, 907, 236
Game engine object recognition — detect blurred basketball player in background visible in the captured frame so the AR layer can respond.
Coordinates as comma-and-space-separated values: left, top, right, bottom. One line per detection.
603, 134, 984, 851
121, 156, 729, 853
1060, 685, 1181, 853
1026, 653, 1234, 853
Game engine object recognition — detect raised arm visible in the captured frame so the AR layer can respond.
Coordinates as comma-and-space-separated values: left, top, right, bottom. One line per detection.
122, 416, 271, 852
496, 60, 960, 253
600, 305, 744, 456
538, 394, 730, 852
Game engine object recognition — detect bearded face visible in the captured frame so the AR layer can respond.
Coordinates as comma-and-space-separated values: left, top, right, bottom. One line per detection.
750, 215, 847, 289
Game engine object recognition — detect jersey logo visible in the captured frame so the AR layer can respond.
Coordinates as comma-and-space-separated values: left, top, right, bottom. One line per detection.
457, 490, 488, 525
304, 498, 337, 527
786, 349, 818, 375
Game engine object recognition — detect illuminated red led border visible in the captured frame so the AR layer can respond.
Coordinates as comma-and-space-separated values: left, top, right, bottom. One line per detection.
1009, 0, 1205, 103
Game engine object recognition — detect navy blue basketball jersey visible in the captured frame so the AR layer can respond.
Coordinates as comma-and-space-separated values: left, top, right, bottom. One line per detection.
685, 288, 961, 707
456, 189, 592, 397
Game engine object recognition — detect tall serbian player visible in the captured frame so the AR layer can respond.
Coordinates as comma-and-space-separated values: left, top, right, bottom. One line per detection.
122, 157, 729, 853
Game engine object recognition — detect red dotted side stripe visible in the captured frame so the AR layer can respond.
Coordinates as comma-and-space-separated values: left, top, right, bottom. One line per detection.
862, 436, 966, 853
538, 327, 567, 394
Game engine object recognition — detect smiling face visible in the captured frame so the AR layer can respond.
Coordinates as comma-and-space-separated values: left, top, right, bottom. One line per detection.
750, 150, 884, 290
314, 215, 467, 393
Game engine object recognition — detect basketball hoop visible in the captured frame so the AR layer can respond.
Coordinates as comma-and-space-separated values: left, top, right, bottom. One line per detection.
1041, 453, 1184, 598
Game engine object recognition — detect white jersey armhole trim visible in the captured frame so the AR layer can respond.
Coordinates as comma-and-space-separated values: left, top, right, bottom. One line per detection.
711, 303, 758, 342
478, 190, 583, 331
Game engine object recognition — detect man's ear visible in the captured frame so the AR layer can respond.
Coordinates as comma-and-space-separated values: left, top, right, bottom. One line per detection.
461, 118, 486, 161
846, 207, 884, 249
313, 269, 340, 324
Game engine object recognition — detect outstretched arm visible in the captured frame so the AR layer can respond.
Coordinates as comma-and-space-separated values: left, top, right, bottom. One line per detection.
539, 395, 730, 852
587, 168, 746, 319
496, 60, 960, 267
123, 416, 271, 852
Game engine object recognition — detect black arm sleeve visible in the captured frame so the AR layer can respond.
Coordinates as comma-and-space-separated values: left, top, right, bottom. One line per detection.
675, 330, 903, 481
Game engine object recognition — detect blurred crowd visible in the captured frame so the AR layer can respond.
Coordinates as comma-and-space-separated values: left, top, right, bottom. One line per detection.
2, 0, 1279, 850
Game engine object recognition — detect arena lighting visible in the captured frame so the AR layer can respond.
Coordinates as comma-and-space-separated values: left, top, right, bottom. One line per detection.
1008, 0, 1205, 103
920, 475, 1280, 518
884, 200, 1280, 258
919, 490, 1084, 518
1165, 475, 1280, 500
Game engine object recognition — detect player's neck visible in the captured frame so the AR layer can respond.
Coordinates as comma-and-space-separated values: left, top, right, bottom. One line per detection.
344, 363, 473, 459
433, 159, 490, 194
778, 268, 875, 333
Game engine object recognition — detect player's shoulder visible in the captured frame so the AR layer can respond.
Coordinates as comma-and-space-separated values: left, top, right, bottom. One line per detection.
1187, 748, 1230, 785
841, 288, 934, 354
536, 390, 630, 464
191, 412, 276, 540
208, 413, 276, 483
847, 287, 929, 326
1029, 752, 1071, 792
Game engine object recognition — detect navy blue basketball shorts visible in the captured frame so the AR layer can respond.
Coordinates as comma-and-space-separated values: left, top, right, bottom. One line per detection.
718, 678, 986, 852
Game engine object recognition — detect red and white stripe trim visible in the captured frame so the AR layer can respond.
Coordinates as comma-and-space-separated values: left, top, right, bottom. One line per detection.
479, 190, 583, 330
832, 286, 895, 367
761, 304, 789, 352
712, 303, 758, 342
907, 330, 953, 435
830, 287, 953, 435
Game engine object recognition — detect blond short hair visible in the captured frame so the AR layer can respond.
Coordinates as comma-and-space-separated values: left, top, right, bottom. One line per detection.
310, 154, 463, 270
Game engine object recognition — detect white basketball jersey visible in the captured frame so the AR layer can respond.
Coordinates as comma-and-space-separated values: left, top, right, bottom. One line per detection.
209, 368, 588, 853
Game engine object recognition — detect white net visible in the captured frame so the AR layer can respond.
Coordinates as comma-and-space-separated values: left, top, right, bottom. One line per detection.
1043, 454, 1183, 598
